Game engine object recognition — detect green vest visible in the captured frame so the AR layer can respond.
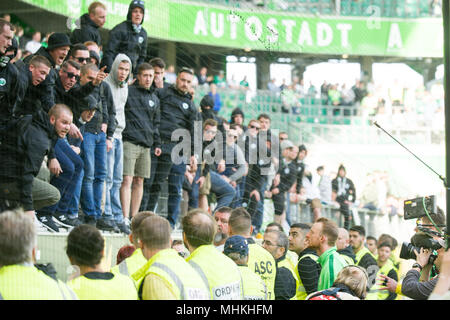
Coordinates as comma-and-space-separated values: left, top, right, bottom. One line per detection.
68, 272, 138, 300
317, 247, 348, 291
278, 256, 300, 300
0, 264, 77, 300
294, 253, 319, 300
111, 248, 147, 286
365, 259, 397, 300
187, 245, 244, 300
132, 248, 210, 300
238, 265, 268, 300
248, 243, 276, 300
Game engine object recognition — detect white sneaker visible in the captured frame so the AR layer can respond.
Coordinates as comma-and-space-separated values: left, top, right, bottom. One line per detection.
34, 216, 49, 233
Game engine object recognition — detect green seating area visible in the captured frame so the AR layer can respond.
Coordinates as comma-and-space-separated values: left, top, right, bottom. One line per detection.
193, 88, 371, 135
185, 0, 439, 18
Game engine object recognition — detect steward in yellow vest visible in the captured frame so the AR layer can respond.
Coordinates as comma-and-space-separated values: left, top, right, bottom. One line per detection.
262, 230, 296, 300
365, 243, 398, 300
0, 210, 77, 300
134, 212, 210, 299
294, 249, 320, 300
183, 209, 244, 300
132, 248, 210, 300
111, 248, 147, 285
0, 264, 78, 300
223, 235, 268, 300
66, 224, 138, 300
68, 271, 138, 300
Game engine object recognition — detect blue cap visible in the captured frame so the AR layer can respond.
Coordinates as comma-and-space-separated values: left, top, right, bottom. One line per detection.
224, 235, 249, 257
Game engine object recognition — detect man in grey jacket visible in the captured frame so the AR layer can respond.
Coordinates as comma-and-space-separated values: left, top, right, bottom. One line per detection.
103, 53, 132, 234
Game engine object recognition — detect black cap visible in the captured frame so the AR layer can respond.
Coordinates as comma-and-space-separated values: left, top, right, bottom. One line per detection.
200, 94, 214, 109
80, 95, 98, 111
298, 144, 307, 152
231, 107, 244, 120
47, 33, 71, 51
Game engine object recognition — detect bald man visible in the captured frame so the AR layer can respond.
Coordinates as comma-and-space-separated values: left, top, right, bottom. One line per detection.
336, 228, 356, 265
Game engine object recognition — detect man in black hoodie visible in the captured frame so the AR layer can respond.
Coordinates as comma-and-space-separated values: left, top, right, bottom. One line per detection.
120, 62, 161, 223
101, 0, 147, 75
0, 107, 60, 222
22, 33, 72, 111
70, 1, 106, 46
139, 57, 170, 212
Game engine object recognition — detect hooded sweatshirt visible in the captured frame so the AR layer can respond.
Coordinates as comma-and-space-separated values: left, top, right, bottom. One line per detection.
100, 0, 147, 74
104, 53, 132, 140
70, 13, 102, 46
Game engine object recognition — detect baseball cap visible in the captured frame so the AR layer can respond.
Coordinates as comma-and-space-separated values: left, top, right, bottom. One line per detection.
281, 139, 294, 151
224, 235, 249, 257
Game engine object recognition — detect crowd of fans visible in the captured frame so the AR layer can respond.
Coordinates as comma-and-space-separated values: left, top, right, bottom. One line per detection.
0, 0, 448, 302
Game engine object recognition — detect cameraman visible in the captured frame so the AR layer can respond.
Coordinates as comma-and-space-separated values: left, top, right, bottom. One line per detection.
380, 209, 446, 300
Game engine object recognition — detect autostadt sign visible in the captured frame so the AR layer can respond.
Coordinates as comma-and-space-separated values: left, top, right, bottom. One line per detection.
22, 0, 444, 58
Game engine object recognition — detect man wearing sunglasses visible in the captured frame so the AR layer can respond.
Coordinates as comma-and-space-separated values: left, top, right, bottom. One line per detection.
67, 43, 91, 66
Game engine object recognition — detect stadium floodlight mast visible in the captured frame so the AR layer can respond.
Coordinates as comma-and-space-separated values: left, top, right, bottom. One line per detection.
443, 1, 450, 251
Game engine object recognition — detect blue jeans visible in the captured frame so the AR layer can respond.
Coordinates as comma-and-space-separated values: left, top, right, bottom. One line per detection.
187, 169, 201, 209
167, 161, 187, 228
252, 181, 267, 234
210, 171, 236, 212
37, 138, 83, 216
104, 137, 123, 223
80, 132, 107, 219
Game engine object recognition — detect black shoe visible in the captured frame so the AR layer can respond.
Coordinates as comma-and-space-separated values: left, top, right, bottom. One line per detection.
96, 218, 119, 232
84, 215, 97, 226
53, 213, 82, 228
37, 215, 60, 233
116, 221, 131, 235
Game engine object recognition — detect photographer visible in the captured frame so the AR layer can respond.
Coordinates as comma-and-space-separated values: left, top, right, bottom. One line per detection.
379, 208, 446, 300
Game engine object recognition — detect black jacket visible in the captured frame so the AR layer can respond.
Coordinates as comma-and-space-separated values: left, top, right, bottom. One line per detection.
122, 83, 160, 149
53, 76, 96, 127
21, 47, 58, 111
337, 245, 356, 264
297, 248, 321, 295
70, 13, 102, 46
0, 61, 23, 132
273, 159, 297, 194
274, 255, 297, 300
82, 81, 116, 137
101, 20, 147, 74
157, 84, 199, 149
13, 65, 53, 117
295, 160, 305, 194
332, 176, 356, 203
0, 110, 56, 211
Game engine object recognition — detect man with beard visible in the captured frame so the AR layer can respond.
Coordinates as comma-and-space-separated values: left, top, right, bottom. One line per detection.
213, 206, 232, 251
